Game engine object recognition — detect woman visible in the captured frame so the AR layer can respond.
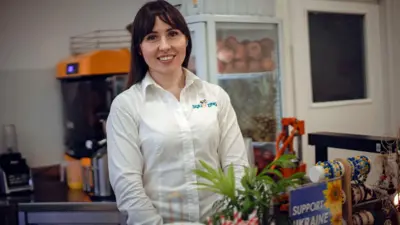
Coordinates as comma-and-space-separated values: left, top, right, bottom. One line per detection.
106, 1, 249, 224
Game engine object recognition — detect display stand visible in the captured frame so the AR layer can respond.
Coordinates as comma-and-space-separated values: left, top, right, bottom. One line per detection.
308, 131, 400, 225
336, 158, 399, 225
336, 158, 353, 224
308, 156, 399, 224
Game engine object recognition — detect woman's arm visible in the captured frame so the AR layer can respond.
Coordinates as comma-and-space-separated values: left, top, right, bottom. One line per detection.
217, 87, 250, 187
107, 96, 163, 225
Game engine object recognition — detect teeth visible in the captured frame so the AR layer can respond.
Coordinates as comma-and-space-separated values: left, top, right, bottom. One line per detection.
159, 56, 174, 61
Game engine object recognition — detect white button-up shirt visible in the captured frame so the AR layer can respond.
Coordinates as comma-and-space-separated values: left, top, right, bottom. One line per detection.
106, 68, 249, 225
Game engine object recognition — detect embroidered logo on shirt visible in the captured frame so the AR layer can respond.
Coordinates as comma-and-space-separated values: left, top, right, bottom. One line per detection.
192, 99, 217, 109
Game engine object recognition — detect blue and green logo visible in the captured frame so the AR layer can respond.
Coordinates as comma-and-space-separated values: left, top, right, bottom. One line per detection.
192, 99, 217, 109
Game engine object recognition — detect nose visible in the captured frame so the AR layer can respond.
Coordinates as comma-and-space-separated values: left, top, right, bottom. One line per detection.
159, 36, 171, 51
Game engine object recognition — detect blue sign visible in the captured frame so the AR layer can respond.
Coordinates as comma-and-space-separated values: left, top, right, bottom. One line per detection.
289, 179, 343, 225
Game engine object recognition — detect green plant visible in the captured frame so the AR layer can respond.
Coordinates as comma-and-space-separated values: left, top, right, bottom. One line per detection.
193, 154, 305, 224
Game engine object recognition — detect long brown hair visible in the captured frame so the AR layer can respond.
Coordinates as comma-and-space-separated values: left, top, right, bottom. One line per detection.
126, 0, 192, 88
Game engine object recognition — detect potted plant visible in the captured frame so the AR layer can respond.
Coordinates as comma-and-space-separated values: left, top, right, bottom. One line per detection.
192, 154, 305, 225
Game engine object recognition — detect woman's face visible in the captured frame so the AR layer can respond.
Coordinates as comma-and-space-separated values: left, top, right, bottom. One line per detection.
140, 16, 187, 76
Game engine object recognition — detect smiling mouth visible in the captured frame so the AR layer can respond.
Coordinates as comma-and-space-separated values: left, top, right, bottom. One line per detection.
158, 55, 175, 62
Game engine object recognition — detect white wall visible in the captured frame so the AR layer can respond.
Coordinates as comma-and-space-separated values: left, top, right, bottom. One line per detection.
0, 0, 147, 167
275, 0, 296, 118
380, 0, 400, 136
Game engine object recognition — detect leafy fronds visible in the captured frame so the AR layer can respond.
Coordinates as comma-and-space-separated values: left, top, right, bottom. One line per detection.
266, 154, 298, 170
192, 154, 306, 224
192, 161, 237, 201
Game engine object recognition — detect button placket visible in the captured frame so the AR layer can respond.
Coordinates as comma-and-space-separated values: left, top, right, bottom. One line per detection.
180, 88, 201, 220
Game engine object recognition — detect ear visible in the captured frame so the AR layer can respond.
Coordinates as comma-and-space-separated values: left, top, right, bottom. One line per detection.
126, 23, 133, 35
138, 45, 142, 55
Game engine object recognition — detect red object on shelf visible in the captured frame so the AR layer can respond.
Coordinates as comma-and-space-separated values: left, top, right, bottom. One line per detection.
272, 118, 306, 178
254, 148, 275, 174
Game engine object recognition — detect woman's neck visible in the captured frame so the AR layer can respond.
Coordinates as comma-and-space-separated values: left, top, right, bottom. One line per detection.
149, 68, 185, 100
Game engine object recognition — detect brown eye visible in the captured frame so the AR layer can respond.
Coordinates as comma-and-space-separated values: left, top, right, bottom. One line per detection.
168, 30, 180, 37
145, 34, 158, 41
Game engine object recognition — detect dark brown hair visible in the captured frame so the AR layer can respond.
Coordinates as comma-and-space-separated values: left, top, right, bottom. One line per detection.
126, 0, 192, 88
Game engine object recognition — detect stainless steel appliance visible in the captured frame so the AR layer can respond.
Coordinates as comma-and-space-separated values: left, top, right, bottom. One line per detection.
91, 141, 113, 199
82, 139, 114, 201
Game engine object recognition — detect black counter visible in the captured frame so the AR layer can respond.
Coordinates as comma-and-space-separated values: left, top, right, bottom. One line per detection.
0, 174, 122, 225
308, 131, 398, 162
0, 176, 118, 212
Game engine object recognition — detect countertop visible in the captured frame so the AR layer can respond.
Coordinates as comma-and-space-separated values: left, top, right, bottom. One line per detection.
0, 168, 118, 212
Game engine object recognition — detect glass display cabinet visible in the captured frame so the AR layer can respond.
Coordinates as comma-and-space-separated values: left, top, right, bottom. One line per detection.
186, 15, 283, 147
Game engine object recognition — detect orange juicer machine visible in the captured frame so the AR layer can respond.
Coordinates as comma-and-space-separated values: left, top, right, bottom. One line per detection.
271, 117, 306, 177
269, 117, 306, 213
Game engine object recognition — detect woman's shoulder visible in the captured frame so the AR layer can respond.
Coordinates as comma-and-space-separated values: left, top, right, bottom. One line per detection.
197, 79, 229, 101
186, 69, 223, 95
196, 79, 223, 93
110, 84, 142, 115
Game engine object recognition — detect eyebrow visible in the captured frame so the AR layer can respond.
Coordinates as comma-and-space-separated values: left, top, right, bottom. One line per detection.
149, 28, 176, 34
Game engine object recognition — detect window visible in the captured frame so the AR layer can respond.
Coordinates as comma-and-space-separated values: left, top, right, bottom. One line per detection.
308, 12, 367, 103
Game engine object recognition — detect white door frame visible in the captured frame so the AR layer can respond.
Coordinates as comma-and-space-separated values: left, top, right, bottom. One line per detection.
287, 0, 388, 166
188, 22, 208, 81
379, 0, 399, 136
291, 0, 383, 108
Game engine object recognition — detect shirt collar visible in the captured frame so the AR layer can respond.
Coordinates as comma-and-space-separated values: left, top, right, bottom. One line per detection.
141, 68, 201, 99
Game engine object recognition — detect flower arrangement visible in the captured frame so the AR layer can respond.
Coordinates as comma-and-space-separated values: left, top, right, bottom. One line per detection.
193, 154, 306, 225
